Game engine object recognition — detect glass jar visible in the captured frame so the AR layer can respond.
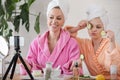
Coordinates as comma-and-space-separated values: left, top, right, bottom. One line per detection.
110, 65, 117, 80
44, 62, 52, 80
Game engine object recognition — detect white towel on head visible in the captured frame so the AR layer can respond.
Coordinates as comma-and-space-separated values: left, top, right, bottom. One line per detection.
86, 4, 109, 29
47, 0, 69, 20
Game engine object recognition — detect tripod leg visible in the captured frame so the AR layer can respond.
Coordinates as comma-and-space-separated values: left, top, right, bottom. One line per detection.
10, 53, 18, 79
18, 54, 34, 80
2, 54, 16, 80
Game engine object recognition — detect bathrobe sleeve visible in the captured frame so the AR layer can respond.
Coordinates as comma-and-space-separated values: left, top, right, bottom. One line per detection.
62, 38, 80, 75
104, 42, 120, 75
20, 37, 42, 75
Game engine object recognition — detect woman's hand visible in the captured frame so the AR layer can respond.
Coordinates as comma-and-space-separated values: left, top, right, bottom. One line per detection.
76, 20, 88, 30
106, 30, 115, 42
106, 30, 116, 50
17, 58, 32, 71
17, 57, 21, 64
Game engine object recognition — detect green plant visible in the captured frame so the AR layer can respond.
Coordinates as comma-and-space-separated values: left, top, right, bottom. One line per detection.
0, 0, 40, 39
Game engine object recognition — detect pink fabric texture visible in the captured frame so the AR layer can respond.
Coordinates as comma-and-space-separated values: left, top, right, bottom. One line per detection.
20, 29, 80, 75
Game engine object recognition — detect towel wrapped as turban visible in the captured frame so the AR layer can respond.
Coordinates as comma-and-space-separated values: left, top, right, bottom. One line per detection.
86, 4, 109, 29
47, 0, 69, 20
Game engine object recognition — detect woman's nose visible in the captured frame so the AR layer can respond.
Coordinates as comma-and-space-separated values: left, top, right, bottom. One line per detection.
52, 18, 57, 23
91, 26, 97, 32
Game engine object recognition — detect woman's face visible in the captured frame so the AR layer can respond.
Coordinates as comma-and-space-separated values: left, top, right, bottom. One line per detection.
47, 7, 65, 33
88, 17, 104, 39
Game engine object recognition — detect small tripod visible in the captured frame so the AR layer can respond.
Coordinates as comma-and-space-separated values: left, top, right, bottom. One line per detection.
2, 36, 34, 80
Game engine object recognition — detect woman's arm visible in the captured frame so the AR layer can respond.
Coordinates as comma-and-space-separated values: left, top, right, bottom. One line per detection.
18, 57, 32, 70
19, 37, 42, 75
19, 59, 32, 75
104, 41, 120, 75
106, 30, 116, 52
65, 20, 87, 33
62, 38, 81, 75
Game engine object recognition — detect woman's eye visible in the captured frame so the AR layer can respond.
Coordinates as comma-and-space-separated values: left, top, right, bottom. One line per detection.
96, 25, 102, 29
57, 17, 62, 20
49, 16, 54, 19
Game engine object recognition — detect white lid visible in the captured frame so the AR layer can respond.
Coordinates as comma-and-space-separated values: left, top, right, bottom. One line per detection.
46, 62, 52, 68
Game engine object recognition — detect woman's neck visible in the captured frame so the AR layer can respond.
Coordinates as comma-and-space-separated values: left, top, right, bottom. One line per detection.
92, 38, 103, 53
48, 30, 61, 53
48, 30, 60, 41
92, 38, 103, 45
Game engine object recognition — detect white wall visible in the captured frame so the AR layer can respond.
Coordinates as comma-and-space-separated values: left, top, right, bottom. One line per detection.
1, 0, 120, 74
0, 60, 2, 74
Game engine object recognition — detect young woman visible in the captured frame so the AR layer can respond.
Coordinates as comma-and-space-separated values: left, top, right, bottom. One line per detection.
19, 0, 80, 75
66, 4, 120, 79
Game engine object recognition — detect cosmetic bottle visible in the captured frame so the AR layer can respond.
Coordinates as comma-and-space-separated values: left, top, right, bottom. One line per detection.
110, 65, 117, 80
73, 61, 79, 79
44, 62, 52, 80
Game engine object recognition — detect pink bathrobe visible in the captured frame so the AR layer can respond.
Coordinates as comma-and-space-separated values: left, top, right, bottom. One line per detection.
20, 29, 80, 75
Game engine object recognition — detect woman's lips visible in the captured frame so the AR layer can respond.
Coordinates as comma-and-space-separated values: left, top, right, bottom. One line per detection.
51, 25, 58, 28
91, 33, 97, 36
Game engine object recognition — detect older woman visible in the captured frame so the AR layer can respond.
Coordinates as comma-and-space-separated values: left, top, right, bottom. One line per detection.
66, 4, 120, 79
19, 0, 80, 75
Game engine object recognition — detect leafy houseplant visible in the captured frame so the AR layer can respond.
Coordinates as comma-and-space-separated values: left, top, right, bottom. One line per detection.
0, 0, 40, 39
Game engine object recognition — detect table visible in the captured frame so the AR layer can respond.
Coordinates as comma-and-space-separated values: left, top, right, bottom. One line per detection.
0, 74, 95, 80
